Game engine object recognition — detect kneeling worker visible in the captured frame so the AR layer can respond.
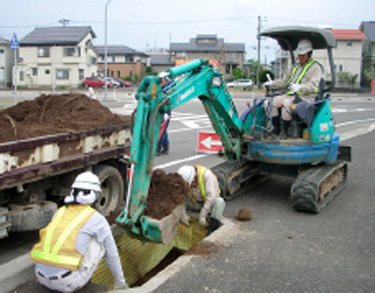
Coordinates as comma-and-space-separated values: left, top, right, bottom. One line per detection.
178, 164, 225, 235
31, 171, 128, 292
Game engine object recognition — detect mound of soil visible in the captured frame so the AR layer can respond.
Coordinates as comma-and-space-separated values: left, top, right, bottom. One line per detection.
145, 169, 189, 219
0, 93, 129, 143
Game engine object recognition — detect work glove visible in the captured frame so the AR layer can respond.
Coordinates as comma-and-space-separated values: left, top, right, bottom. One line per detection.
199, 212, 208, 227
163, 113, 170, 121
113, 282, 129, 290
263, 81, 273, 88
289, 84, 301, 93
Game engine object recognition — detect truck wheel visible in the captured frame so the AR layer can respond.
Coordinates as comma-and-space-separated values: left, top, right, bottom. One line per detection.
8, 201, 58, 232
93, 165, 125, 217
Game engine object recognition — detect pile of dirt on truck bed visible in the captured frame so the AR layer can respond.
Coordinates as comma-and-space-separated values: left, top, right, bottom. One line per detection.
145, 169, 189, 219
0, 93, 129, 143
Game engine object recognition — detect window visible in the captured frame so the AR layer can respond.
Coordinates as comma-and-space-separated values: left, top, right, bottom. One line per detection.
32, 68, 38, 76
90, 57, 97, 65
0, 49, 4, 54
38, 48, 50, 57
225, 65, 231, 74
64, 47, 81, 57
346, 41, 353, 47
112, 56, 115, 62
79, 69, 84, 80
56, 69, 69, 80
118, 71, 121, 78
45, 69, 50, 75
20, 71, 25, 81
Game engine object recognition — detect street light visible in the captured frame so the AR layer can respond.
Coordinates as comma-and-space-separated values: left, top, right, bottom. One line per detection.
104, 0, 112, 101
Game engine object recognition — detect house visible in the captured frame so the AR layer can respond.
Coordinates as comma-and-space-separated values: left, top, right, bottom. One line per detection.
315, 29, 366, 88
167, 34, 245, 79
359, 21, 375, 85
0, 37, 12, 88
95, 45, 149, 80
18, 26, 98, 88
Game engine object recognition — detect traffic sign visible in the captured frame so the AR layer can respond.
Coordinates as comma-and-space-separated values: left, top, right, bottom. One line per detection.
197, 131, 223, 153
10, 33, 19, 50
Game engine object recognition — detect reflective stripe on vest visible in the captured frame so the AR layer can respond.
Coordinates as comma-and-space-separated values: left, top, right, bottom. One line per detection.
31, 205, 95, 270
286, 59, 319, 95
196, 164, 207, 201
188, 164, 207, 204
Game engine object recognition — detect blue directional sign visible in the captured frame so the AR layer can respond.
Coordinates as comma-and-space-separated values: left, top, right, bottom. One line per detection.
10, 33, 19, 50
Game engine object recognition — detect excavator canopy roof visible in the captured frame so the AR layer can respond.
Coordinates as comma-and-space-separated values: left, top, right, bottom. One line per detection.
259, 26, 336, 51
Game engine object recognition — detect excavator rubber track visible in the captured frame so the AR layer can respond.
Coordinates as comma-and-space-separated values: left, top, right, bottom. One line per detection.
291, 160, 348, 213
211, 159, 269, 200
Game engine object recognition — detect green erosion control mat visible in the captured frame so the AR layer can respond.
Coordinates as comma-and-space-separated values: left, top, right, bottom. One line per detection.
91, 218, 206, 287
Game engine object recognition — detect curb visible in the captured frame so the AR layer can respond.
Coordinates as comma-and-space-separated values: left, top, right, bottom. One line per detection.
110, 217, 236, 292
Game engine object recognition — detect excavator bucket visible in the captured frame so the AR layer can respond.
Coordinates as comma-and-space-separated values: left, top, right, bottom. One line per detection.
116, 203, 185, 245
139, 204, 185, 244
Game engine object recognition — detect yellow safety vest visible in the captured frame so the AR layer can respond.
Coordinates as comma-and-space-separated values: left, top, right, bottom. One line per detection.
31, 205, 96, 270
189, 164, 220, 203
287, 59, 320, 95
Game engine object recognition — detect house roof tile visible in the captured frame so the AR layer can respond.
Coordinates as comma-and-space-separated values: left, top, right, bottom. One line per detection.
95, 45, 148, 57
20, 26, 96, 46
331, 29, 366, 40
150, 54, 174, 66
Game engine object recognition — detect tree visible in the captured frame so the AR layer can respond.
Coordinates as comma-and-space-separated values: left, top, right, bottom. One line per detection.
259, 70, 274, 83
232, 68, 243, 80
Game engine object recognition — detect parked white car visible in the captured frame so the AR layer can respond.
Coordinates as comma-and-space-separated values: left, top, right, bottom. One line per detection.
227, 79, 253, 90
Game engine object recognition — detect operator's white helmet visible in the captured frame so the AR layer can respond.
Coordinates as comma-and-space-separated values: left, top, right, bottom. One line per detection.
177, 165, 195, 186
296, 39, 313, 55
64, 171, 101, 205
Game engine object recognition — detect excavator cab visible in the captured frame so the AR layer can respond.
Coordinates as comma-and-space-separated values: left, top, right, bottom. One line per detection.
241, 26, 341, 157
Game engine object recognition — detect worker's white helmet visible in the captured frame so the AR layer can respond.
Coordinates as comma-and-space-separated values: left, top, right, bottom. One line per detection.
296, 39, 313, 55
177, 165, 195, 186
65, 171, 101, 205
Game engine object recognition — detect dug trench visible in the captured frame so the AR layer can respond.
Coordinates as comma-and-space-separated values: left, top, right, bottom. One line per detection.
3, 93, 225, 292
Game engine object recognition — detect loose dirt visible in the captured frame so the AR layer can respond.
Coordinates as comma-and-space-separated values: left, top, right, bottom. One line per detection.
236, 208, 252, 221
0, 93, 129, 143
145, 169, 189, 219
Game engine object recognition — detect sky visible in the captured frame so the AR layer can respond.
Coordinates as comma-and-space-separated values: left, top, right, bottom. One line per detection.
1, 0, 374, 63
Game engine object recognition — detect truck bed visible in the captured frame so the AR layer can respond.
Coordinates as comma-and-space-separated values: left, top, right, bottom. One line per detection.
0, 123, 132, 191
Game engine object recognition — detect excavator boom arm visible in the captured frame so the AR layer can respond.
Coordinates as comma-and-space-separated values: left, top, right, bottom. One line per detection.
117, 59, 244, 243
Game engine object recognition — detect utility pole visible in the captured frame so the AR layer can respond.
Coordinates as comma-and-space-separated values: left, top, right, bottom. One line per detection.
104, 0, 112, 101
256, 15, 267, 88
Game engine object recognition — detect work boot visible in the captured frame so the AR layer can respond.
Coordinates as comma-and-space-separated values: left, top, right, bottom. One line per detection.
206, 217, 222, 236
162, 144, 169, 155
156, 145, 162, 156
279, 120, 291, 140
271, 116, 280, 136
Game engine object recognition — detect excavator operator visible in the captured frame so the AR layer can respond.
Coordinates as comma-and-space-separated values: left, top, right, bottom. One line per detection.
264, 39, 323, 139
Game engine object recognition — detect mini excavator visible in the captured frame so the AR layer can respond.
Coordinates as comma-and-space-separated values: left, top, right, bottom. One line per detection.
117, 26, 351, 244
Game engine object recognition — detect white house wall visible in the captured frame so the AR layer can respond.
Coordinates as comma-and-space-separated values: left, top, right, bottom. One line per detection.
17, 34, 97, 88
314, 40, 363, 87
0, 44, 12, 88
